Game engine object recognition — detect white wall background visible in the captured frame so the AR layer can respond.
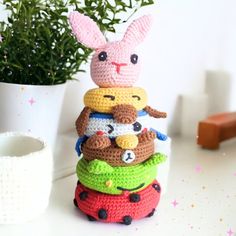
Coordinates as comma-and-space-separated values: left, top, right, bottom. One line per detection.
1, 0, 236, 136
60, 0, 236, 136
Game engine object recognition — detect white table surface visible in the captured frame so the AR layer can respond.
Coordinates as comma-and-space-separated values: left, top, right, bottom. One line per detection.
1, 136, 236, 236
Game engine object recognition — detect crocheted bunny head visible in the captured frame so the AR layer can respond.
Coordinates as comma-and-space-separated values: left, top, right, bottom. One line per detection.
69, 12, 152, 88
90, 41, 141, 88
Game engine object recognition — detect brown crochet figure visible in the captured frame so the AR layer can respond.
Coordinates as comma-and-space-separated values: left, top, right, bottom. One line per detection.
82, 130, 156, 166
75, 104, 166, 150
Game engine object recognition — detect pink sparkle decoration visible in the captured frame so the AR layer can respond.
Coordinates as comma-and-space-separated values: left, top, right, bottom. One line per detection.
195, 165, 202, 173
171, 200, 178, 208
227, 229, 234, 236
28, 98, 36, 106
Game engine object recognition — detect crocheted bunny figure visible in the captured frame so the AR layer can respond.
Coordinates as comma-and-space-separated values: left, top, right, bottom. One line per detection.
69, 12, 152, 88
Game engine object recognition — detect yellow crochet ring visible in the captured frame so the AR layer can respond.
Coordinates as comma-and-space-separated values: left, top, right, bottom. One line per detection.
84, 87, 148, 113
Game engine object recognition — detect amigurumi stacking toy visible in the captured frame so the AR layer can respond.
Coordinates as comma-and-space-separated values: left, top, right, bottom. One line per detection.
69, 12, 169, 225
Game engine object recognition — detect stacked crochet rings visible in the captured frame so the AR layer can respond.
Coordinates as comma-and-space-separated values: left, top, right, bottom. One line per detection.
69, 11, 168, 225
72, 77, 167, 225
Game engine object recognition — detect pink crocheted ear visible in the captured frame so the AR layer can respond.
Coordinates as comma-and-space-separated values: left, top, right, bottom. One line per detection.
69, 12, 106, 49
122, 15, 152, 47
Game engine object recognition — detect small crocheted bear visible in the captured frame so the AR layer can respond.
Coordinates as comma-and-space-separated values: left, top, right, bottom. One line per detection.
80, 131, 156, 166
69, 12, 152, 88
76, 130, 167, 166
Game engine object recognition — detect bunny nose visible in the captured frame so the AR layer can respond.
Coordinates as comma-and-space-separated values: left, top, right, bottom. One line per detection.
112, 62, 127, 74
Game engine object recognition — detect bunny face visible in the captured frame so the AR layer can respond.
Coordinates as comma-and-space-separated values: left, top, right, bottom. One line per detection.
90, 41, 141, 87
69, 12, 152, 87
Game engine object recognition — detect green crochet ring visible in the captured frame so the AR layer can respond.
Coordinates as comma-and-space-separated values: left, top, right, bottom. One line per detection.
76, 153, 166, 195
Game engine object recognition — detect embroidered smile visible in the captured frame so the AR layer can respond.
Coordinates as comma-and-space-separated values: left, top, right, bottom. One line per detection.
117, 183, 145, 191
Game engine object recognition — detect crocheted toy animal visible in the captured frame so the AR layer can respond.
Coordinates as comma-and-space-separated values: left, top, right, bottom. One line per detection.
77, 130, 156, 166
69, 12, 152, 88
69, 11, 167, 151
69, 12, 169, 226
81, 110, 149, 139
74, 180, 161, 225
76, 153, 166, 195
76, 128, 167, 154
79, 87, 167, 126
83, 87, 148, 114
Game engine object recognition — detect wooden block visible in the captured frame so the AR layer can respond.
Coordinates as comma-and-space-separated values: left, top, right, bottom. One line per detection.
198, 122, 220, 149
197, 112, 236, 149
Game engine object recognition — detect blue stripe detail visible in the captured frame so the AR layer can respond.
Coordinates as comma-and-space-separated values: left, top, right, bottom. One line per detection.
150, 128, 168, 141
89, 110, 148, 119
75, 136, 88, 157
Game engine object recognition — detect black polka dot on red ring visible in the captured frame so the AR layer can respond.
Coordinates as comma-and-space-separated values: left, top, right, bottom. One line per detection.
152, 183, 161, 193
129, 193, 141, 202
87, 215, 97, 221
146, 208, 155, 217
122, 215, 132, 225
73, 198, 78, 207
79, 191, 88, 201
98, 209, 108, 219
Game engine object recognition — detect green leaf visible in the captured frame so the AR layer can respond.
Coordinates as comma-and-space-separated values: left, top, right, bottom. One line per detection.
0, 0, 155, 85
141, 0, 155, 6
143, 153, 167, 167
87, 159, 114, 174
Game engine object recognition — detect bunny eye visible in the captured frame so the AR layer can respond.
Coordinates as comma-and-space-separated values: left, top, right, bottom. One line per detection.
133, 122, 142, 132
130, 54, 138, 64
98, 51, 107, 61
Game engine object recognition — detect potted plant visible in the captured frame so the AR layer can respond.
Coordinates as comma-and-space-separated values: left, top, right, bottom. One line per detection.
0, 0, 154, 147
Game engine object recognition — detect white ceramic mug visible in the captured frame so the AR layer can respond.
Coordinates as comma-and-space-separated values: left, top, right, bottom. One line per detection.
0, 132, 53, 224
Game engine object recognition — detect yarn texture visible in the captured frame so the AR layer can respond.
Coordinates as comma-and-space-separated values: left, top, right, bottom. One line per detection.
76, 153, 166, 195
69, 12, 152, 87
84, 87, 148, 113
82, 135, 155, 166
69, 11, 169, 225
0, 132, 52, 224
83, 110, 149, 138
74, 179, 161, 224
115, 134, 139, 149
112, 104, 138, 124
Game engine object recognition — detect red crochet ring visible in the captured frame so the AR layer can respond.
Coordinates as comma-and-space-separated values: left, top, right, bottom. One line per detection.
73, 180, 161, 225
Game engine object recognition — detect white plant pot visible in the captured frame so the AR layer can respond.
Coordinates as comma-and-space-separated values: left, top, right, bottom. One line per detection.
0, 82, 66, 148
0, 132, 53, 224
